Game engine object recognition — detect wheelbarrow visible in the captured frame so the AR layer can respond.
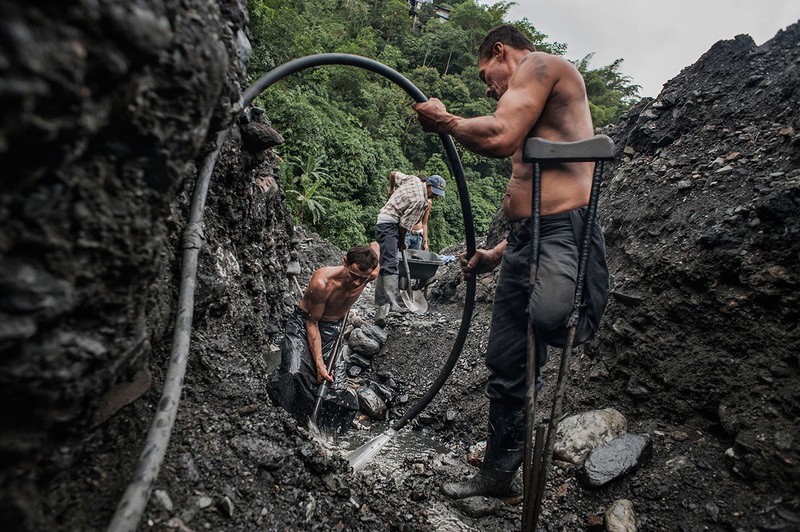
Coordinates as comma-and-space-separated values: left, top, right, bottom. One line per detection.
398, 249, 443, 313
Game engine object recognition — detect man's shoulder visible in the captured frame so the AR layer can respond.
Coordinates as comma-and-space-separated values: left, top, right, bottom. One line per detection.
517, 52, 585, 98
312, 264, 338, 276
525, 51, 567, 63
310, 266, 339, 289
395, 171, 418, 185
520, 52, 576, 77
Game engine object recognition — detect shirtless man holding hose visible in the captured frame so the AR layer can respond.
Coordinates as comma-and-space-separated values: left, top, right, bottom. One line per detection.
414, 24, 609, 499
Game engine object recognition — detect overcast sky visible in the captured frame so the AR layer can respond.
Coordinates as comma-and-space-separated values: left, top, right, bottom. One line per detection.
486, 1, 800, 98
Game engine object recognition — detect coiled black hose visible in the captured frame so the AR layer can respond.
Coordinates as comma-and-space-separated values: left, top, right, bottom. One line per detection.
245, 54, 477, 432
109, 54, 476, 531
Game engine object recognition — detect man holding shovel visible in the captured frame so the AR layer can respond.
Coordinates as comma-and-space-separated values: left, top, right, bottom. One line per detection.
267, 243, 379, 433
374, 170, 445, 324
414, 25, 609, 499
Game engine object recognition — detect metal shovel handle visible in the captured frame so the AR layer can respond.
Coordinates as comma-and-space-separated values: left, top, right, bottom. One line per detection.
310, 311, 349, 424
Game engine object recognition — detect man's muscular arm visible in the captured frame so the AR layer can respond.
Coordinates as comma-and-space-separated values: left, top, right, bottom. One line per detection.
369, 241, 381, 280
414, 54, 555, 157
300, 272, 333, 383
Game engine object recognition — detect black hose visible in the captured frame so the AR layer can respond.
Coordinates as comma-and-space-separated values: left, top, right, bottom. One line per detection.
108, 128, 229, 532
110, 54, 477, 531
244, 54, 477, 432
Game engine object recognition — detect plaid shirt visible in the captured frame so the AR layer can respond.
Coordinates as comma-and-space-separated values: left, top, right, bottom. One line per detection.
379, 172, 428, 230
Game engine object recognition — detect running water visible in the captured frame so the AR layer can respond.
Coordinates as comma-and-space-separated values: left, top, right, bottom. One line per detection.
346, 428, 396, 472
426, 502, 480, 532
308, 424, 477, 531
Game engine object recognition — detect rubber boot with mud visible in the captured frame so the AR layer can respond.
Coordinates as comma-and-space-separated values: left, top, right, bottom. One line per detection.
374, 275, 389, 326
441, 400, 524, 500
382, 274, 405, 314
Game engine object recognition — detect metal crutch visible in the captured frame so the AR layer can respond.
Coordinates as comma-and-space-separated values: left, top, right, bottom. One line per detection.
521, 135, 615, 531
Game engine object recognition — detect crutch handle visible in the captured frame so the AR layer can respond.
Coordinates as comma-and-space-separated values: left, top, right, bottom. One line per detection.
523, 134, 614, 163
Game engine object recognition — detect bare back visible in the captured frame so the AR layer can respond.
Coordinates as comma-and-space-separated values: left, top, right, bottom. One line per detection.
501, 53, 595, 219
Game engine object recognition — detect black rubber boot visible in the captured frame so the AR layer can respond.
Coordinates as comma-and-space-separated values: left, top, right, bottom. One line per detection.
374, 275, 390, 325
383, 274, 405, 313
442, 400, 525, 499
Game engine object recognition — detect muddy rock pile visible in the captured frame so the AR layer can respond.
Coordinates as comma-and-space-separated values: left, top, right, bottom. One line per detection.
597, 23, 799, 491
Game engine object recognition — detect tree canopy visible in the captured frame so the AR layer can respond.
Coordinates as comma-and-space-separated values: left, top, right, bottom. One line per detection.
248, 0, 639, 250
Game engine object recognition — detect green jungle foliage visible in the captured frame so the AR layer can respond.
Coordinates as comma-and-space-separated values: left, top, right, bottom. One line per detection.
248, 0, 639, 251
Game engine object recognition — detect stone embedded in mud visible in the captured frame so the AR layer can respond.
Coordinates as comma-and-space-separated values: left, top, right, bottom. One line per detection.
229, 435, 288, 471
466, 441, 487, 466
286, 261, 301, 276
350, 353, 372, 369
360, 324, 388, 346
0, 315, 37, 344
218, 496, 234, 518
611, 318, 637, 340
153, 489, 173, 512
579, 433, 653, 488
180, 452, 201, 481
773, 429, 794, 452
240, 121, 284, 152
0, 262, 75, 318
197, 495, 213, 509
417, 412, 437, 425
555, 408, 628, 465
705, 501, 720, 523
453, 495, 504, 518
717, 403, 741, 436
348, 328, 381, 357
604, 499, 637, 532
370, 381, 395, 404
357, 386, 387, 420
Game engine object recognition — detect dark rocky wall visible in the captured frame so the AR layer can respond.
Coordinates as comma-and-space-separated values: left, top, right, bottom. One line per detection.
596, 25, 799, 490
0, 0, 267, 525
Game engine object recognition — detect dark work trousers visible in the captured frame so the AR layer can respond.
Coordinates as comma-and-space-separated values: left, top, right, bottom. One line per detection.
375, 222, 400, 276
484, 207, 609, 403
266, 307, 357, 433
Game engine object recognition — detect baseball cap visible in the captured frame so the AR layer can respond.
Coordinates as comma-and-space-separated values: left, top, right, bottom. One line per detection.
426, 175, 446, 197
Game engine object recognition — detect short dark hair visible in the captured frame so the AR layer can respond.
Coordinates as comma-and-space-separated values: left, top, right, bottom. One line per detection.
346, 245, 378, 271
478, 25, 535, 60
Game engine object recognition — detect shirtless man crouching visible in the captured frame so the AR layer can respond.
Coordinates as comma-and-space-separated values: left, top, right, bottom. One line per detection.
267, 243, 380, 433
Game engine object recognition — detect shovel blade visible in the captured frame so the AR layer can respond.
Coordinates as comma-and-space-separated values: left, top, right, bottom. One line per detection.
400, 287, 424, 313
400, 251, 426, 314
411, 289, 427, 313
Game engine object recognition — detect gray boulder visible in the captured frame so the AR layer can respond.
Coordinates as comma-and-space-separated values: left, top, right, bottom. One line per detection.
579, 433, 652, 488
